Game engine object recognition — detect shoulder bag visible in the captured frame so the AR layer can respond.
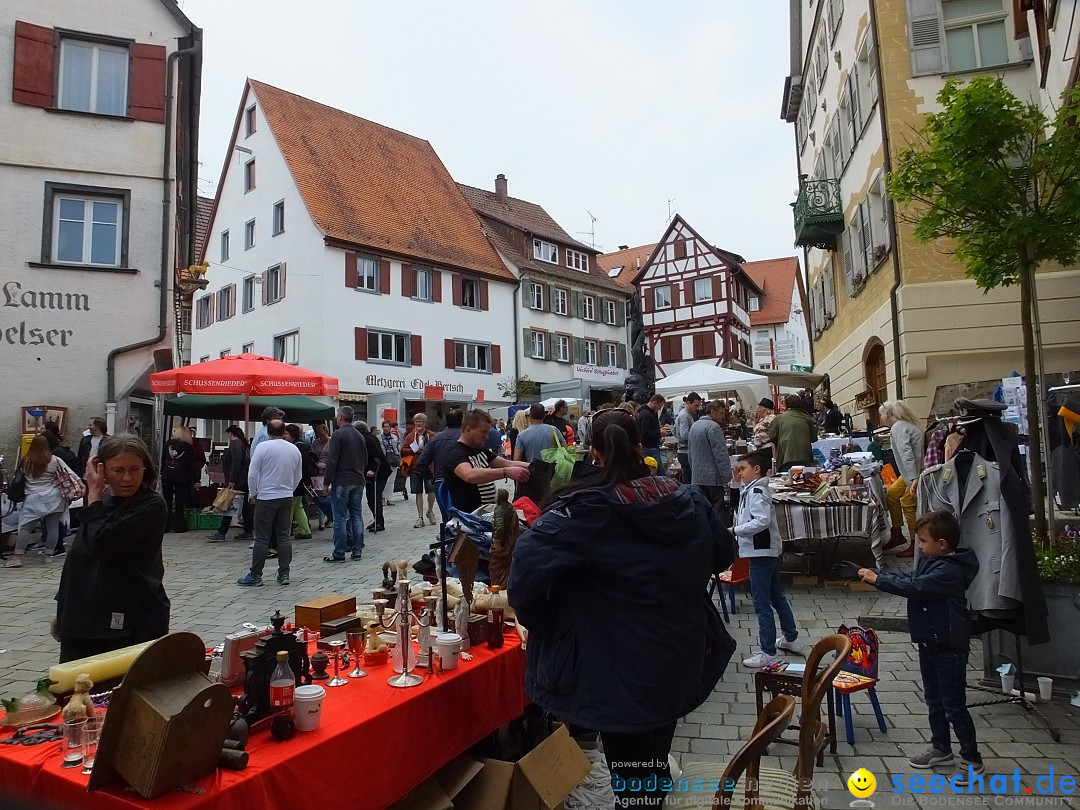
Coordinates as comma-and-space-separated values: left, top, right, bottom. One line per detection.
56, 461, 86, 503
7, 468, 26, 504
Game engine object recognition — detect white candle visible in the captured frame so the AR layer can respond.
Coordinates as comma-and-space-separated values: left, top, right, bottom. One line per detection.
48, 640, 154, 693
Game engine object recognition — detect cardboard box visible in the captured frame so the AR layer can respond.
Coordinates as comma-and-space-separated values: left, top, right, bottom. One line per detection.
389, 755, 484, 810
454, 723, 591, 810
295, 594, 357, 632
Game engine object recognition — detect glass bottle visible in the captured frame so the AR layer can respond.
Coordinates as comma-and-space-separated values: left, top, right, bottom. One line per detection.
269, 650, 296, 741
487, 586, 505, 649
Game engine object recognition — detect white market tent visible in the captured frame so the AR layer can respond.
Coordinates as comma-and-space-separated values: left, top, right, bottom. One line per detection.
654, 363, 770, 410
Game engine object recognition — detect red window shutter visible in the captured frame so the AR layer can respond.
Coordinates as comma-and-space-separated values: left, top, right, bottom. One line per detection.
479, 279, 489, 311
643, 288, 654, 313
674, 239, 687, 259
401, 263, 415, 297
452, 275, 463, 306
380, 259, 391, 295
345, 252, 358, 288
712, 274, 724, 301
12, 22, 55, 108
129, 43, 167, 123
355, 327, 368, 360
491, 344, 502, 373
410, 334, 422, 366
683, 281, 694, 306
444, 339, 456, 369
431, 269, 442, 302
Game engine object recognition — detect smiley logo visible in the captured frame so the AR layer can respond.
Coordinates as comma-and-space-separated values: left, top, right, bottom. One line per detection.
848, 768, 877, 798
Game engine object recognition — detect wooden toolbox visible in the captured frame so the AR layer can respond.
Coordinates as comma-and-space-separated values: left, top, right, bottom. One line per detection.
295, 594, 357, 632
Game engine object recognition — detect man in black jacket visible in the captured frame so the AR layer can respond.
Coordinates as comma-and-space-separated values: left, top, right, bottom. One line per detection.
636, 394, 666, 472
356, 421, 389, 533
323, 406, 368, 561
76, 417, 108, 477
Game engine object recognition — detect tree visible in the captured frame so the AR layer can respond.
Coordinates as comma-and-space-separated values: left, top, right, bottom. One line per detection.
496, 375, 540, 402
888, 77, 1080, 542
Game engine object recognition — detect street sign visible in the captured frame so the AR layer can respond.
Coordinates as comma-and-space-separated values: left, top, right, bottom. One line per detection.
790, 364, 813, 373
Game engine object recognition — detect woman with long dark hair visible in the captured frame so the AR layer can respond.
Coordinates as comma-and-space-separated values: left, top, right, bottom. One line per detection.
207, 425, 253, 542
53, 434, 170, 662
4, 435, 73, 568
509, 408, 734, 807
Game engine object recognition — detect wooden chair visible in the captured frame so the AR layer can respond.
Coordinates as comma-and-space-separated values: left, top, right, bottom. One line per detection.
833, 625, 887, 745
666, 696, 796, 808
796, 634, 851, 776
709, 556, 751, 621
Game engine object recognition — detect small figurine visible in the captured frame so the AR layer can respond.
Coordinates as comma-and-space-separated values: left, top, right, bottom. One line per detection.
381, 562, 395, 592
365, 622, 389, 655
61, 674, 95, 722
309, 651, 330, 680
450, 533, 480, 605
489, 489, 519, 588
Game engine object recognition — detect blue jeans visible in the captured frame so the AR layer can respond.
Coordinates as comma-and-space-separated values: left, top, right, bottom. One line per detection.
748, 555, 798, 655
331, 484, 365, 559
919, 647, 981, 763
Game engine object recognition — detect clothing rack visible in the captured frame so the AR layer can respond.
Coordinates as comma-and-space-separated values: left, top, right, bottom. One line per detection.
967, 632, 1060, 742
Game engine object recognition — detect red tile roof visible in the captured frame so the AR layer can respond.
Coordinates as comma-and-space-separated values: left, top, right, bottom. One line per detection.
246, 80, 512, 281
742, 256, 802, 326
596, 243, 657, 288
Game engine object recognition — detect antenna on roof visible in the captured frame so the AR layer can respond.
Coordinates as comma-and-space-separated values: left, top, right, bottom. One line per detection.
666, 198, 677, 224
576, 211, 598, 250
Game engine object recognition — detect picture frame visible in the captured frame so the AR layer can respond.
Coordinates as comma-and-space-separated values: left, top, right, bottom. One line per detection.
22, 405, 68, 436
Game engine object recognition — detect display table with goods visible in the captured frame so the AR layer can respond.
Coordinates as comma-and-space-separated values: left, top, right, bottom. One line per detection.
771, 463, 889, 580
0, 606, 527, 809
811, 435, 870, 464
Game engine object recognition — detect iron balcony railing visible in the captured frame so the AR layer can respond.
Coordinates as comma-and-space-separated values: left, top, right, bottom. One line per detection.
793, 178, 844, 251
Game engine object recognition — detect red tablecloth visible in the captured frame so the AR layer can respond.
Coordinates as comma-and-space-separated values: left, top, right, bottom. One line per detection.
0, 636, 527, 810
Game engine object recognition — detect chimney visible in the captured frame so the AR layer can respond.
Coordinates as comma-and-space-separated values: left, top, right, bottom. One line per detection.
494, 173, 508, 201
618, 245, 629, 250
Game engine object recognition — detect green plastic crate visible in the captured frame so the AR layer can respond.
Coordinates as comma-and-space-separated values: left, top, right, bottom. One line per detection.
186, 509, 221, 531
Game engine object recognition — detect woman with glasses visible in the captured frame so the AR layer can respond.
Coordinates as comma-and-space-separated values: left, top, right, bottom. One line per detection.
52, 435, 170, 662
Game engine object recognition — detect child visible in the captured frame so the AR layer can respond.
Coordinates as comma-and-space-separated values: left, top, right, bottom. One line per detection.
859, 510, 984, 783
733, 451, 805, 668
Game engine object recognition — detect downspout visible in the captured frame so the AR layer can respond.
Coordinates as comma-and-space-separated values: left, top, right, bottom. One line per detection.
105, 39, 202, 426
512, 281, 521, 400
868, 0, 904, 399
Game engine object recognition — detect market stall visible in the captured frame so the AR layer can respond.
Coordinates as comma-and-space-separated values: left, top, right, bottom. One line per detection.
654, 363, 769, 411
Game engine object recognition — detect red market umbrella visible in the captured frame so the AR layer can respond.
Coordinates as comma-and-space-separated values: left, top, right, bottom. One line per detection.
150, 354, 339, 426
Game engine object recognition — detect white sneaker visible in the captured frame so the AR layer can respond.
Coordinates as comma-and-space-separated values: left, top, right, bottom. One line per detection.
426, 510, 436, 525
413, 518, 426, 529
742, 650, 780, 668
777, 637, 807, 656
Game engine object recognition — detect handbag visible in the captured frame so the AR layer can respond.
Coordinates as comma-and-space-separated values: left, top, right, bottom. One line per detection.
7, 469, 26, 504
57, 466, 86, 503
212, 486, 237, 512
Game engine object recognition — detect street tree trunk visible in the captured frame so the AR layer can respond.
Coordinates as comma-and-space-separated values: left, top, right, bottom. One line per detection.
1018, 252, 1049, 543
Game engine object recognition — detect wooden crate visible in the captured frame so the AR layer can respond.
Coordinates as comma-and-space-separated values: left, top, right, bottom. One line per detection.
295, 594, 357, 632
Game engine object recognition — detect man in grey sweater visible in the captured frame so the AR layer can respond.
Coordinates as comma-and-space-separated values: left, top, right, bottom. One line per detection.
674, 392, 702, 483
238, 420, 302, 587
689, 400, 732, 520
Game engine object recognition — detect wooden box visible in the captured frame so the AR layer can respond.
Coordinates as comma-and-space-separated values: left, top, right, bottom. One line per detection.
295, 594, 357, 632
319, 614, 365, 636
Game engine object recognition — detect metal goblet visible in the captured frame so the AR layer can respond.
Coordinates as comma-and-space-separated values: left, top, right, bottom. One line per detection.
326, 639, 349, 687
347, 631, 368, 678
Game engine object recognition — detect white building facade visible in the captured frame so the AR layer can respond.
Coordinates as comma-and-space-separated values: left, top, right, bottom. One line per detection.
743, 257, 812, 373
0, 2, 201, 458
192, 81, 517, 427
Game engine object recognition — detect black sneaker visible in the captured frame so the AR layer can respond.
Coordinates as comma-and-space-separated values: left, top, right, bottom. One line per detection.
954, 761, 985, 786
277, 572, 290, 585
50, 547, 67, 558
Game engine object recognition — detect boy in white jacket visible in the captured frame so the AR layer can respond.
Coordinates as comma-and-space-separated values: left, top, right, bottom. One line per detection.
733, 451, 805, 668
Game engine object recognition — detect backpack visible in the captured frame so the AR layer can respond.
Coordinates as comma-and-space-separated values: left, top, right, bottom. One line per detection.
7, 468, 27, 504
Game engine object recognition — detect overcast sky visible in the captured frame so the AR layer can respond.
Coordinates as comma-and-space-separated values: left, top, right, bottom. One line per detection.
179, 0, 797, 262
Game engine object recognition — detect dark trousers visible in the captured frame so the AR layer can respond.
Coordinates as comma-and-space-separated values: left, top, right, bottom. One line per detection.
697, 484, 728, 525
218, 490, 254, 535
677, 452, 691, 484
918, 646, 981, 763
366, 470, 391, 529
601, 720, 678, 808
161, 480, 189, 532
250, 497, 293, 578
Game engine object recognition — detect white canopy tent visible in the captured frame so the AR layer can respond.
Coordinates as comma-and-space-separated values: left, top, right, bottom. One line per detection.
653, 363, 770, 410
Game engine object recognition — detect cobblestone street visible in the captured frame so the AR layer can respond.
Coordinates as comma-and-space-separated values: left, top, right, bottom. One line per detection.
2, 505, 1077, 806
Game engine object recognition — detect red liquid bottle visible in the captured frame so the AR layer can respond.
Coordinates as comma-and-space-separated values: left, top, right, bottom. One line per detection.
487, 586, 505, 649
269, 651, 296, 741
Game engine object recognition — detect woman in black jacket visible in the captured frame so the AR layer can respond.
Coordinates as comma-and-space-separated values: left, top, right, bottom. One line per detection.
509, 409, 734, 808
160, 426, 199, 533
53, 434, 170, 662
207, 426, 253, 542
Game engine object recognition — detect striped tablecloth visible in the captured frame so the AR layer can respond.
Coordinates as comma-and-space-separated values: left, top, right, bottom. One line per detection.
774, 498, 876, 542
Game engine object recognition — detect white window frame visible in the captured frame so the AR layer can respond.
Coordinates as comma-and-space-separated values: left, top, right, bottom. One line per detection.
942, 0, 1010, 72
241, 342, 254, 354
266, 264, 283, 304
273, 330, 299, 365
244, 219, 255, 250
604, 299, 617, 324
220, 348, 231, 358
244, 159, 256, 193
461, 278, 480, 309
566, 249, 588, 272
358, 255, 379, 292
654, 285, 672, 309
553, 288, 568, 315
603, 343, 617, 367
530, 282, 544, 310
694, 278, 713, 303
456, 340, 490, 372
217, 285, 234, 321
415, 266, 432, 301
242, 276, 255, 313
583, 339, 598, 366
58, 39, 129, 117
554, 334, 570, 362
195, 296, 212, 329
368, 329, 410, 365
220, 230, 230, 262
582, 295, 596, 321
199, 355, 210, 364
52, 194, 123, 267
244, 105, 257, 137
533, 239, 557, 264
272, 200, 285, 235
530, 330, 546, 359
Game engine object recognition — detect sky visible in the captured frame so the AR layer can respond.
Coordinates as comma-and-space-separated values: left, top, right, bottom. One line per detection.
179, 0, 798, 262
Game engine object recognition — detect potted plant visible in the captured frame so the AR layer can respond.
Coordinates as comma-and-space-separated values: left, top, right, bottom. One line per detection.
850, 273, 865, 294
983, 525, 1080, 692
872, 244, 888, 264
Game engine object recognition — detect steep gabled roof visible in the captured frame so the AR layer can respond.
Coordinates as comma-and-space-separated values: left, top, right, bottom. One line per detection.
742, 256, 802, 326
596, 243, 657, 289
194, 194, 213, 261
628, 215, 762, 294
229, 80, 511, 280
457, 184, 595, 253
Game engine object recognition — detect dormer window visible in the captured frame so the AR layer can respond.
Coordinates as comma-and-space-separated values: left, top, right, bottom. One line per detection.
533, 239, 557, 264
749, 295, 761, 312
566, 249, 588, 272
